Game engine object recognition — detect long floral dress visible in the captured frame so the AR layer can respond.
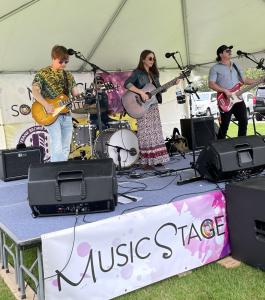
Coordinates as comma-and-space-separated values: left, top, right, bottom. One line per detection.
124, 69, 169, 166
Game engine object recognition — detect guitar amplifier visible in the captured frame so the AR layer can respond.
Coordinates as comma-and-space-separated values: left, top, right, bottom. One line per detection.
0, 147, 43, 181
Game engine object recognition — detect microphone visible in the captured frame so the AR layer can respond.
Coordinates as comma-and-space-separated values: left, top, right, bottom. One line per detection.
67, 48, 77, 55
257, 58, 264, 69
237, 50, 250, 56
165, 51, 179, 58
129, 148, 137, 156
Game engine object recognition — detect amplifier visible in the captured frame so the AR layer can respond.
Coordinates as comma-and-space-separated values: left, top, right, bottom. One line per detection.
180, 117, 216, 150
0, 147, 43, 181
28, 158, 118, 217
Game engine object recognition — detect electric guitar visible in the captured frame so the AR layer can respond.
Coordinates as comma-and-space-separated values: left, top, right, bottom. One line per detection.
122, 69, 190, 119
217, 76, 265, 112
31, 93, 85, 126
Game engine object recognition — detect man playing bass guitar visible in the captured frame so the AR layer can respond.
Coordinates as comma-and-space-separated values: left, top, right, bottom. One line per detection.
32, 45, 80, 162
209, 45, 259, 139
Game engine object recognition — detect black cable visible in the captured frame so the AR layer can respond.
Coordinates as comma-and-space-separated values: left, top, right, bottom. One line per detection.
43, 215, 79, 282
167, 187, 223, 204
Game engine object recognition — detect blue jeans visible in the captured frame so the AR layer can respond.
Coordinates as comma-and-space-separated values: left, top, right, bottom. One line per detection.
46, 115, 73, 162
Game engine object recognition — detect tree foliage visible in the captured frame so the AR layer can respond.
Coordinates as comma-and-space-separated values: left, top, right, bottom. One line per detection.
193, 68, 265, 93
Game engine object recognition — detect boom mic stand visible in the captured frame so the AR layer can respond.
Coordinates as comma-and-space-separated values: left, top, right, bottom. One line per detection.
238, 52, 265, 71
168, 53, 202, 185
238, 53, 265, 133
70, 50, 110, 155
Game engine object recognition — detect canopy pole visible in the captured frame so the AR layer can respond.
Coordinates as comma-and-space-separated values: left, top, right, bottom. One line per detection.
79, 0, 128, 72
180, 0, 190, 66
0, 0, 40, 23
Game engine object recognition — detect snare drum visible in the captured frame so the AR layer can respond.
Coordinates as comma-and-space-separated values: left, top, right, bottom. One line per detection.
94, 128, 139, 168
72, 124, 97, 146
108, 120, 130, 130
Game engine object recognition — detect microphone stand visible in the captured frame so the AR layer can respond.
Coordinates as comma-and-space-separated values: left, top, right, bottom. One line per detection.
169, 54, 202, 185
71, 51, 110, 155
105, 143, 130, 172
239, 53, 265, 133
240, 53, 265, 71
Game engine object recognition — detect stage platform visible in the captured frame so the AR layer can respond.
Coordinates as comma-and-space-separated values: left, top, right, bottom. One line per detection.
0, 153, 229, 300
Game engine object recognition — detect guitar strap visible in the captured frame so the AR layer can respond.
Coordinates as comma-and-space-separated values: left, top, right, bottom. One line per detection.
232, 63, 244, 84
63, 70, 70, 96
149, 72, 162, 104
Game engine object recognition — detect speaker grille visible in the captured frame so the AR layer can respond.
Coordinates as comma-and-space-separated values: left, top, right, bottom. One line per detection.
0, 148, 42, 181
180, 117, 216, 150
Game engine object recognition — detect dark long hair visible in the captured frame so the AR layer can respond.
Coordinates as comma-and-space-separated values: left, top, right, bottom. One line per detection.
136, 50, 159, 77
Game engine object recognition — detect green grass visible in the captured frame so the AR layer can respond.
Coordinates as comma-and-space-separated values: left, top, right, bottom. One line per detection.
117, 262, 265, 300
227, 120, 265, 137
0, 278, 15, 300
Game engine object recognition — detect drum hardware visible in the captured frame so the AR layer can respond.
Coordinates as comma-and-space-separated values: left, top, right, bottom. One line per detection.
105, 142, 137, 171
94, 128, 139, 169
72, 124, 97, 158
108, 120, 130, 130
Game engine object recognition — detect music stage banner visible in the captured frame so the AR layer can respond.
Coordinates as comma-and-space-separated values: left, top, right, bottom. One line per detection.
42, 191, 230, 300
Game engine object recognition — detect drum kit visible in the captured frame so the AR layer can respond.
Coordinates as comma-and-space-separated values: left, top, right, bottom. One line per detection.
70, 102, 139, 170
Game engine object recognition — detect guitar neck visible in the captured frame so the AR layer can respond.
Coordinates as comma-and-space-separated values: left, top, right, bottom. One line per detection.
60, 94, 84, 107
150, 77, 179, 97
236, 77, 265, 97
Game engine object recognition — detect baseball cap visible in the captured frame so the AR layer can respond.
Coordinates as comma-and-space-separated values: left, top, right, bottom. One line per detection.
216, 45, 233, 56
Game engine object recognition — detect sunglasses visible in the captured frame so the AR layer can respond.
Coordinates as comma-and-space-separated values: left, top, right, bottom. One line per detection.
147, 57, 155, 61
59, 60, 69, 64
225, 49, 232, 53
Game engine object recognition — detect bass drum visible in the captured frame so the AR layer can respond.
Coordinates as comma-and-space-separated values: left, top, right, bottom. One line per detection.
94, 128, 139, 168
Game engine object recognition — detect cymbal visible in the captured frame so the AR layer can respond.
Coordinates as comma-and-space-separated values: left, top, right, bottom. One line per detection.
71, 104, 107, 114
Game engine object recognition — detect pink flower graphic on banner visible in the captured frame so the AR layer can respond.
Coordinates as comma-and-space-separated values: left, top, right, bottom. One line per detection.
172, 201, 185, 214
121, 264, 133, 280
80, 273, 90, 278
212, 191, 226, 209
51, 279, 58, 287
77, 242, 91, 257
173, 192, 224, 219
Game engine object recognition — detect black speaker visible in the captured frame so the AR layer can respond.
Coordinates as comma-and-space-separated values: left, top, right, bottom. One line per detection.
195, 135, 265, 182
226, 177, 265, 269
28, 158, 117, 217
0, 147, 43, 181
180, 117, 216, 150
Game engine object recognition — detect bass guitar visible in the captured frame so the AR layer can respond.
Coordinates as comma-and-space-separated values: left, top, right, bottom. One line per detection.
31, 93, 85, 126
122, 69, 190, 119
217, 76, 265, 112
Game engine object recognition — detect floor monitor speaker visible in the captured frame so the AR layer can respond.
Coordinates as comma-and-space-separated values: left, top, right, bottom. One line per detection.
196, 135, 265, 182
28, 158, 117, 217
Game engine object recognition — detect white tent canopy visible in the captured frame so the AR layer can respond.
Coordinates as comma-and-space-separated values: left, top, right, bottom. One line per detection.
0, 0, 264, 73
